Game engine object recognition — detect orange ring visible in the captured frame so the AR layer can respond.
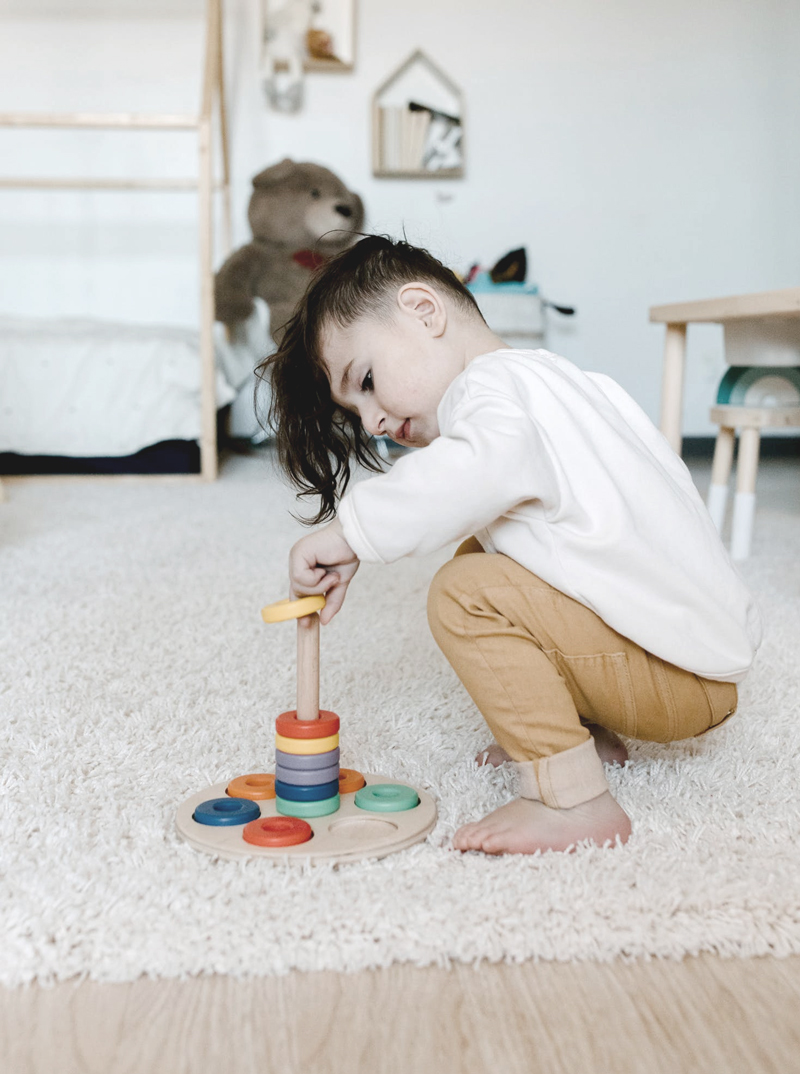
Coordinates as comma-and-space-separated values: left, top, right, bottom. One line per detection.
275, 710, 340, 739
243, 816, 313, 847
227, 774, 276, 801
339, 768, 366, 794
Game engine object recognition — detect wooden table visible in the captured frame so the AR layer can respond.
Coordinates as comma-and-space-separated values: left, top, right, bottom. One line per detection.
649, 286, 800, 453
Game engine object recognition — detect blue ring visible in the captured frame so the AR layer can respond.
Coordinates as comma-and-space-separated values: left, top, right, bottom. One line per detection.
193, 797, 261, 826
275, 747, 340, 771
274, 778, 340, 802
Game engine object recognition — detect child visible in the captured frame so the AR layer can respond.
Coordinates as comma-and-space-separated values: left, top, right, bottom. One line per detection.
258, 234, 762, 856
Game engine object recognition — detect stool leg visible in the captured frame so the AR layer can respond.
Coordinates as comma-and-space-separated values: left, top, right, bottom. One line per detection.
731, 425, 760, 561
707, 425, 735, 532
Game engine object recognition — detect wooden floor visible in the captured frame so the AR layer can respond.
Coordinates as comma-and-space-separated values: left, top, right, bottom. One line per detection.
3, 953, 800, 1074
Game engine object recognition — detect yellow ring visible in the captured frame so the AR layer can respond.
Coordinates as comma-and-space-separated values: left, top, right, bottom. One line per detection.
261, 595, 326, 624
275, 732, 339, 755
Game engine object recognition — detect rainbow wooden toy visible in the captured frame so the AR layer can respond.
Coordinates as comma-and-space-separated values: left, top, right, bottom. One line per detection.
176, 594, 436, 863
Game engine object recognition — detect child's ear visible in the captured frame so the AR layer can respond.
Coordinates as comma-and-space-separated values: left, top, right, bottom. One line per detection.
397, 284, 434, 318
397, 284, 445, 335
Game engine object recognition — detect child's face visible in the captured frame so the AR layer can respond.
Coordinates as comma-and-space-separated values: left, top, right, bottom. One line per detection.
320, 283, 467, 447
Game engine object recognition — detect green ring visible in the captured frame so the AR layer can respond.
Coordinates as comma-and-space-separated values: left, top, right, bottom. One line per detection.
354, 783, 419, 813
276, 794, 340, 818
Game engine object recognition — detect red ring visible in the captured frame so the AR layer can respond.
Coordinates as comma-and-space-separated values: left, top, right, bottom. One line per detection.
275, 710, 340, 739
242, 816, 313, 847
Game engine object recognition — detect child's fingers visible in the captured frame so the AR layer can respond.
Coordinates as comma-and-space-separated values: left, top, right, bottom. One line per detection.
290, 567, 337, 596
319, 581, 348, 625
290, 571, 339, 598
290, 573, 339, 630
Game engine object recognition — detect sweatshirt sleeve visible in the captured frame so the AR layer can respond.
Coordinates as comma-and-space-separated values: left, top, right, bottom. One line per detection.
337, 384, 560, 563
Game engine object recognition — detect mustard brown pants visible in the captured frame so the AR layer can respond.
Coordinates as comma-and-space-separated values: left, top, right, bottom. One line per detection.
427, 538, 738, 810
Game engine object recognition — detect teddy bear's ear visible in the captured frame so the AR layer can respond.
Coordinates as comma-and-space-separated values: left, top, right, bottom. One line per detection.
252, 158, 296, 189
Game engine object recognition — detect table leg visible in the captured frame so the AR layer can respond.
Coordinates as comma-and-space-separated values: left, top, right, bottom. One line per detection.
659, 322, 687, 454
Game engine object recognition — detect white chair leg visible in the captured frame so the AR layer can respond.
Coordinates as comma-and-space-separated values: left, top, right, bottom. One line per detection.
730, 425, 761, 560
707, 425, 735, 531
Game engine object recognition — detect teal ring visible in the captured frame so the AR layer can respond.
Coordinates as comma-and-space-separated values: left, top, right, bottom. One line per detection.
276, 794, 340, 819
354, 784, 419, 813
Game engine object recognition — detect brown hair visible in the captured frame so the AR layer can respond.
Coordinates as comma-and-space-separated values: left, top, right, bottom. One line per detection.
255, 233, 485, 525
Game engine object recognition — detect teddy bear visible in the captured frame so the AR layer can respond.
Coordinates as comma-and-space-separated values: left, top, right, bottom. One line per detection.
214, 157, 365, 345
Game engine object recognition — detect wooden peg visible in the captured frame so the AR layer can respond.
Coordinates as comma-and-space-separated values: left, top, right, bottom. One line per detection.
296, 613, 320, 720
261, 595, 326, 722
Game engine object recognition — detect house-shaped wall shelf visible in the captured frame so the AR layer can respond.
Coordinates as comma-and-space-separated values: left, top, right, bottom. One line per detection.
371, 49, 464, 179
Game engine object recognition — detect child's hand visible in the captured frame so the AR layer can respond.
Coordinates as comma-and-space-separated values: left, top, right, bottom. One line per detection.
288, 517, 359, 625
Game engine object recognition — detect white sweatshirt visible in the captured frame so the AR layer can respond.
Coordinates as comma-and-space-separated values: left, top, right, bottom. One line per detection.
337, 349, 762, 683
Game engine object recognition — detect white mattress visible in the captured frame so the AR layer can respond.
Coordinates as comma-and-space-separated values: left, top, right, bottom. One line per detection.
0, 300, 274, 457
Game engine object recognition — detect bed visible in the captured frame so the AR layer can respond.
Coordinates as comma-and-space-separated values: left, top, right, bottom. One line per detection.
0, 299, 274, 476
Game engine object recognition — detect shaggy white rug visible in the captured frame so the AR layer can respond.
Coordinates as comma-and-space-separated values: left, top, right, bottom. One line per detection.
1, 453, 799, 986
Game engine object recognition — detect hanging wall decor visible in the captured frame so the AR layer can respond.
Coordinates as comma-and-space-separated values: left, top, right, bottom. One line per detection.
260, 0, 356, 112
305, 0, 356, 70
372, 49, 464, 179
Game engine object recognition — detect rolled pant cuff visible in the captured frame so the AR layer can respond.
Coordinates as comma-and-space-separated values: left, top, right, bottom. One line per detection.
514, 737, 610, 809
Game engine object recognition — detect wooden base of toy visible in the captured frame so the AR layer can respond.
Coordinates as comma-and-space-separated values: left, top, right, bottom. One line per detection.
176, 775, 437, 863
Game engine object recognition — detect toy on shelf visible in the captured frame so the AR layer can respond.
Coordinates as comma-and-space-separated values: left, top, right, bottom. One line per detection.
176, 594, 436, 862
462, 247, 576, 317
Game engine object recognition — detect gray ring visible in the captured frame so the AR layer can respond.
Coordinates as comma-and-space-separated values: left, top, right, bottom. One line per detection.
274, 747, 340, 771
275, 761, 339, 786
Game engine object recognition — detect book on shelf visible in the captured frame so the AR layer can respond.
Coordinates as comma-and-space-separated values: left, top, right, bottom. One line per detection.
378, 104, 434, 172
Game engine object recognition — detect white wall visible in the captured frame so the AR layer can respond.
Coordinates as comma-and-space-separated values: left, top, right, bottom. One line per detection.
1, 0, 798, 433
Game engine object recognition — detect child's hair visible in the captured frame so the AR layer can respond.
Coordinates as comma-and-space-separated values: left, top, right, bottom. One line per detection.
255, 233, 485, 525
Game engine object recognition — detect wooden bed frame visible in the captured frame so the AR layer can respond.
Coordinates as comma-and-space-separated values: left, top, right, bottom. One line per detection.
0, 0, 231, 502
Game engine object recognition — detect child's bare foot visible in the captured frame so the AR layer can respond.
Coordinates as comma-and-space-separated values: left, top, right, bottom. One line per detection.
475, 743, 512, 767
476, 724, 628, 769
453, 791, 632, 855
582, 722, 629, 765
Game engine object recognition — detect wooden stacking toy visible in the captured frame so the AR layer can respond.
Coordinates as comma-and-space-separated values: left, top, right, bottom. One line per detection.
176, 594, 436, 862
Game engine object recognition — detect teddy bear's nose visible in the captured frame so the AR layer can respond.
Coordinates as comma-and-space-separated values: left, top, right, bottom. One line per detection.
335, 204, 353, 218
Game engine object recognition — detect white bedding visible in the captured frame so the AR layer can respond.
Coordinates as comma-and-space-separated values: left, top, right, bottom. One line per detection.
0, 300, 274, 457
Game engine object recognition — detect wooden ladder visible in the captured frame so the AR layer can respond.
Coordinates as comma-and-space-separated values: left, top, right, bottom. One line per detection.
0, 0, 231, 499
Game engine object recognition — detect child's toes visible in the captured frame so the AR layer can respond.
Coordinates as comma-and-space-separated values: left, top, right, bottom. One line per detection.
472, 829, 502, 855
452, 824, 470, 851
453, 821, 483, 851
